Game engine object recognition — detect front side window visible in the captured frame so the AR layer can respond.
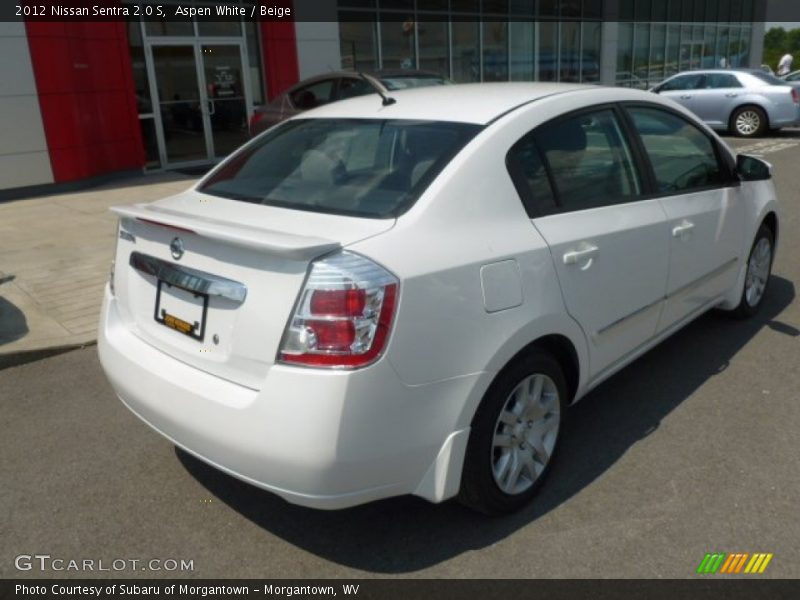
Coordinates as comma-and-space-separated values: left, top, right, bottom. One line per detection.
534, 109, 642, 212
199, 119, 481, 218
628, 107, 726, 193
659, 74, 705, 91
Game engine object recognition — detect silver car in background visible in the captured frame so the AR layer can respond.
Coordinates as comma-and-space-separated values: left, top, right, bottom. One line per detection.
652, 69, 800, 137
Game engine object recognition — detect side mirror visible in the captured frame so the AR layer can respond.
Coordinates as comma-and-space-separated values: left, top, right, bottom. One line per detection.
737, 154, 772, 181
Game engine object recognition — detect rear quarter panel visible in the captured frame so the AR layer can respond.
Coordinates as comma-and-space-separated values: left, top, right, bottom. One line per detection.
757, 87, 798, 127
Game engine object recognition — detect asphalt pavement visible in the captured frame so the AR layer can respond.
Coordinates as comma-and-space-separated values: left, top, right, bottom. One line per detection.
1, 133, 799, 579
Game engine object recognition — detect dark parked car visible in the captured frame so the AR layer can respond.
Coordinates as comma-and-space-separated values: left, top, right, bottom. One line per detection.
248, 69, 452, 136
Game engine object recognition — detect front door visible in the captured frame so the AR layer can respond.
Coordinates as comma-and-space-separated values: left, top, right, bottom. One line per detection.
149, 42, 250, 167
624, 105, 745, 331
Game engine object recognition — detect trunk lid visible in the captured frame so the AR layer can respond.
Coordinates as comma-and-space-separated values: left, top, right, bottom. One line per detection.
110, 190, 395, 389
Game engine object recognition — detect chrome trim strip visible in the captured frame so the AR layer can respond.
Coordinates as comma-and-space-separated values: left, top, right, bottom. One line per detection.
668, 257, 739, 301
129, 251, 247, 304
594, 257, 739, 338
589, 294, 725, 389
595, 297, 663, 337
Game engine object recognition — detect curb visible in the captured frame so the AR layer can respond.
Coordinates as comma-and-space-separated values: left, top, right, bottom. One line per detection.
0, 341, 97, 371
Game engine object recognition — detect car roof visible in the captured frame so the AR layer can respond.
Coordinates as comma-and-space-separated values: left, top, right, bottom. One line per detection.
672, 68, 767, 76
289, 69, 442, 85
297, 82, 594, 125
367, 69, 445, 78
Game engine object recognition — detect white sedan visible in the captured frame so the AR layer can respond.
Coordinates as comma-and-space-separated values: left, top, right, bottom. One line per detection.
99, 83, 779, 515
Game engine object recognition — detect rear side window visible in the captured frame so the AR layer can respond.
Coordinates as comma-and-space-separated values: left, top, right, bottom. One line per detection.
627, 107, 726, 193
506, 133, 557, 216
289, 80, 335, 109
337, 78, 373, 100
534, 109, 642, 212
199, 118, 481, 218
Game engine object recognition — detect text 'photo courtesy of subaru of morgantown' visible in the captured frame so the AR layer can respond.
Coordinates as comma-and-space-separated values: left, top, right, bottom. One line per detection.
98, 83, 779, 515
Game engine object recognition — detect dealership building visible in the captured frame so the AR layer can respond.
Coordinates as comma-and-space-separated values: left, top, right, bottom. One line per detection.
0, 0, 766, 196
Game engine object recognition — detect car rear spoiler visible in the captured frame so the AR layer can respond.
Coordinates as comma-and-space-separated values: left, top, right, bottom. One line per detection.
111, 203, 341, 260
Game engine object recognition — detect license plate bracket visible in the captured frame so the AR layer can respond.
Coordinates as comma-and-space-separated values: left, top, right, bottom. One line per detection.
154, 280, 208, 341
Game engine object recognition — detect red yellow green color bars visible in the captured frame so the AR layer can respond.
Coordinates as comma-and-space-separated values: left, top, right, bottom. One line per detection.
696, 553, 774, 574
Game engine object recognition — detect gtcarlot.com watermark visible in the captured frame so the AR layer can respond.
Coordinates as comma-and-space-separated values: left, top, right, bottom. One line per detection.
14, 554, 194, 572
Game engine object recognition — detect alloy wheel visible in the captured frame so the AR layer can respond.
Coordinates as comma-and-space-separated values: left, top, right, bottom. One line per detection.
745, 237, 772, 307
491, 373, 560, 495
736, 110, 761, 136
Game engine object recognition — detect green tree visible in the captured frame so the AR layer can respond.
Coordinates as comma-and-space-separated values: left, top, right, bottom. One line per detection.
764, 27, 789, 71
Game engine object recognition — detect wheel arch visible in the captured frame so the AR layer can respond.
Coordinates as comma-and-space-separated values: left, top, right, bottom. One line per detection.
471, 330, 585, 427
729, 103, 770, 133
762, 210, 779, 246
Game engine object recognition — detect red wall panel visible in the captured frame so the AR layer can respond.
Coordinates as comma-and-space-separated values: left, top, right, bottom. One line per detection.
260, 21, 300, 100
25, 20, 144, 183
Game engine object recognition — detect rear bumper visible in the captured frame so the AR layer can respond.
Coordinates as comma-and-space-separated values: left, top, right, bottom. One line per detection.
769, 104, 800, 128
98, 286, 479, 509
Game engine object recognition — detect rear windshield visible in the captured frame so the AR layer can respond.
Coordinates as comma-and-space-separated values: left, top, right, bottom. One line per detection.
749, 71, 788, 86
379, 76, 450, 90
199, 118, 481, 218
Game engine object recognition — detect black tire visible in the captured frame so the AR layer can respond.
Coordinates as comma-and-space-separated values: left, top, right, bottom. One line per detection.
731, 106, 768, 138
731, 224, 774, 318
458, 350, 567, 516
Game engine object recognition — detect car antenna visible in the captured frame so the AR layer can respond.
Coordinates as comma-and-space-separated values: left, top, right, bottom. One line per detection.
358, 72, 396, 106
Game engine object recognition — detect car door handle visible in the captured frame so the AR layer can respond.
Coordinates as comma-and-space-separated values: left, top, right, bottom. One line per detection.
563, 243, 599, 265
672, 220, 695, 239
725, 92, 739, 98
680, 95, 692, 99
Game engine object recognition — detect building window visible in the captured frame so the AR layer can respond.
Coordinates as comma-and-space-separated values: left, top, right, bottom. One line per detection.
482, 21, 509, 82
339, 17, 379, 71
509, 21, 535, 81
616, 22, 634, 86
452, 21, 480, 82
380, 19, 416, 69
582, 22, 601, 83
538, 21, 558, 82
418, 21, 449, 75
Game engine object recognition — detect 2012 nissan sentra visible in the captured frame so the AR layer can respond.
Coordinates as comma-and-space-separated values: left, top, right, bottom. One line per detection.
98, 83, 779, 515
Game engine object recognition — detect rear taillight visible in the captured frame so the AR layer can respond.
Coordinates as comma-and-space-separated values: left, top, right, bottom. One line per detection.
792, 88, 799, 104
279, 252, 399, 369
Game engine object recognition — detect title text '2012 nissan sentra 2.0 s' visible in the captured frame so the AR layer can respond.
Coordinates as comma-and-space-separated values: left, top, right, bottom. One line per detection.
99, 83, 779, 515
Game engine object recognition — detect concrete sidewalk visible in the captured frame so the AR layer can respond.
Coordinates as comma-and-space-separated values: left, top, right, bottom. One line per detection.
0, 172, 198, 357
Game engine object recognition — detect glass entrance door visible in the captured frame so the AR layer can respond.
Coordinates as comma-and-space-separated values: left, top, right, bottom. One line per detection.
201, 44, 249, 157
152, 45, 207, 164
149, 42, 250, 167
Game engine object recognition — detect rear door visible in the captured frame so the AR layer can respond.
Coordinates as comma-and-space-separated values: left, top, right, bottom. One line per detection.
508, 107, 670, 379
624, 105, 745, 330
690, 73, 744, 128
